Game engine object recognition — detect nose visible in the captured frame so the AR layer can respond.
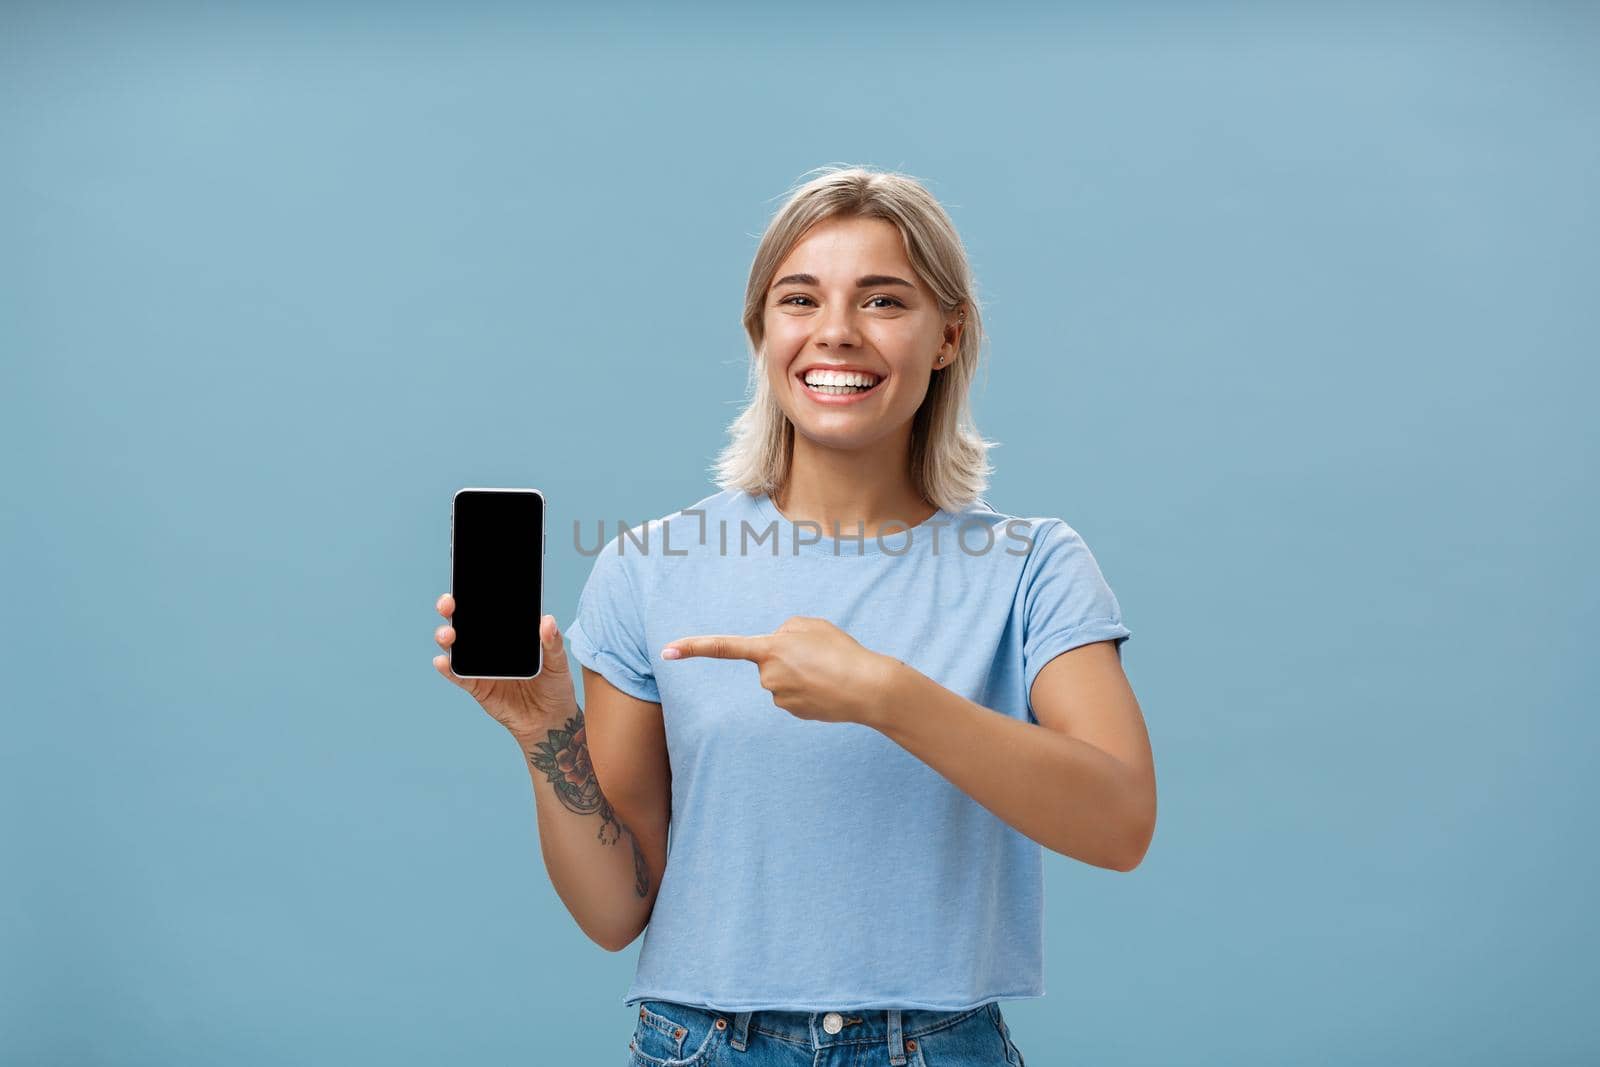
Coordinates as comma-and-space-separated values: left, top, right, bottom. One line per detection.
813, 303, 860, 349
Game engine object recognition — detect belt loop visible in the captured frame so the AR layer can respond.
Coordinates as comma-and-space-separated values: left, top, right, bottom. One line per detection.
729, 1011, 753, 1052
887, 1008, 907, 1065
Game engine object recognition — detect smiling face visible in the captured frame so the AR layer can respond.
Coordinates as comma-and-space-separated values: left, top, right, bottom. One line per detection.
762, 214, 960, 458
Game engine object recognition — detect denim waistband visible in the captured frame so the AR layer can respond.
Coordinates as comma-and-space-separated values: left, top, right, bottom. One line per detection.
723, 1001, 1000, 1065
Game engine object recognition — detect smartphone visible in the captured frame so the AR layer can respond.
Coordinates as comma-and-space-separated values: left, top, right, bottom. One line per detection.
450, 487, 545, 680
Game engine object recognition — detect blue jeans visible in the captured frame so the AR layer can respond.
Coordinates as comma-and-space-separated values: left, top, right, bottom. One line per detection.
626, 999, 1027, 1066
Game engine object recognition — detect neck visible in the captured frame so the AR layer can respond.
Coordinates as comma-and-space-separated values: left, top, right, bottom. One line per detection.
774, 431, 935, 537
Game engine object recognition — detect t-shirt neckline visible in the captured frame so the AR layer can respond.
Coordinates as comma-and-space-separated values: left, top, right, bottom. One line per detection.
750, 490, 953, 558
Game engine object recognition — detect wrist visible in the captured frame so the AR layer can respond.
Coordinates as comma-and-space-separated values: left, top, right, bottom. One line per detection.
509, 727, 544, 757
508, 707, 576, 753
860, 653, 915, 733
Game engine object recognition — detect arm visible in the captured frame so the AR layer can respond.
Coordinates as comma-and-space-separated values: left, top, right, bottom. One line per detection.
518, 667, 671, 952
660, 617, 1154, 871
866, 640, 1156, 871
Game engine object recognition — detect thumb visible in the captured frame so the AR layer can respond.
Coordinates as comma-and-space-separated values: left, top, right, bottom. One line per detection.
539, 614, 572, 672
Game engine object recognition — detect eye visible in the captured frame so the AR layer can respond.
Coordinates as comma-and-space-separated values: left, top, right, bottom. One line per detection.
777, 295, 905, 309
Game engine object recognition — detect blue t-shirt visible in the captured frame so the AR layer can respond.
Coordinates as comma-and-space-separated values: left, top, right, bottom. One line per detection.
564, 487, 1131, 1013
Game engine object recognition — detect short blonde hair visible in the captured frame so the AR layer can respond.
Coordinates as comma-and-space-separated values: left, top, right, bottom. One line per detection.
712, 164, 997, 514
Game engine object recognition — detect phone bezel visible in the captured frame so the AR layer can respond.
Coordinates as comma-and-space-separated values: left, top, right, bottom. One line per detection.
449, 486, 546, 681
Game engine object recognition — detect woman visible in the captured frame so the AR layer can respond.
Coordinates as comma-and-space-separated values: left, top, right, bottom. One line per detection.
433, 165, 1154, 1066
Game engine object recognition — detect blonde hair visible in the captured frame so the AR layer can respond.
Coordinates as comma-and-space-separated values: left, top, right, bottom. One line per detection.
711, 164, 997, 514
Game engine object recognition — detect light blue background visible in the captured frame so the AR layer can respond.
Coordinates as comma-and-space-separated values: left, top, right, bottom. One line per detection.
4, 2, 1595, 1064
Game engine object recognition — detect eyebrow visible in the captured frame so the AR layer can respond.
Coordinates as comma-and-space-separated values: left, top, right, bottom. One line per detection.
769, 273, 917, 291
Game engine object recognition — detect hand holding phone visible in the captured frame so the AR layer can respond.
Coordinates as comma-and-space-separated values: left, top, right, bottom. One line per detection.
433, 488, 577, 743
433, 593, 580, 744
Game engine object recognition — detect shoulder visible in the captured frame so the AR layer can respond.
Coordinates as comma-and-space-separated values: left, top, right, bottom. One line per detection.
964, 505, 1110, 585
646, 487, 747, 554
949, 497, 1070, 558
581, 487, 743, 583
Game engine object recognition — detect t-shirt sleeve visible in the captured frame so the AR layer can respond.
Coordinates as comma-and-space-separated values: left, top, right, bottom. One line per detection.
1021, 518, 1132, 723
565, 533, 661, 704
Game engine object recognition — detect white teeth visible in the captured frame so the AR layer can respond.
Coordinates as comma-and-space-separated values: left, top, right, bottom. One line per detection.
802, 370, 880, 388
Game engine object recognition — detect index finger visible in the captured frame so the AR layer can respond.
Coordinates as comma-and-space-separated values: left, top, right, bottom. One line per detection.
662, 634, 771, 662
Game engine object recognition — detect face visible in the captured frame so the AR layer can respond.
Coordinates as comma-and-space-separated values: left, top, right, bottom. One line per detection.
762, 215, 961, 456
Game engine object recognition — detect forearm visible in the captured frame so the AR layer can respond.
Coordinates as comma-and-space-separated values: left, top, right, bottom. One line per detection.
516, 707, 656, 951
868, 661, 1148, 871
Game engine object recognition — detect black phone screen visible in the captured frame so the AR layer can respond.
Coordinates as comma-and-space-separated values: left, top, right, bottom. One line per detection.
450, 488, 545, 679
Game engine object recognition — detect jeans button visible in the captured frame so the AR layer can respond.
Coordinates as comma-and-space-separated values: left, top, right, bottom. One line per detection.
822, 1012, 843, 1034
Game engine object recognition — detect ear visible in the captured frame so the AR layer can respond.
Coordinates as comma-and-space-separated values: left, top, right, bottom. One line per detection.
942, 306, 966, 350
936, 335, 959, 368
